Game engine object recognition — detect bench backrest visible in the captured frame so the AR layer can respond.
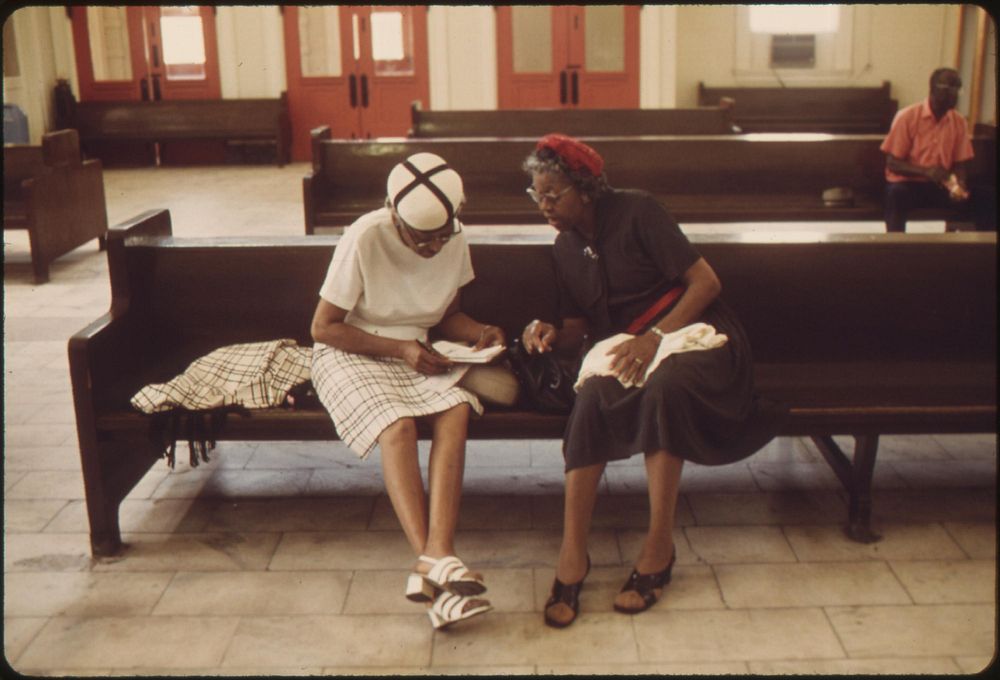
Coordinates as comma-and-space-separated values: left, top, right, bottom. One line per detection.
409, 104, 738, 137
3, 129, 83, 198
70, 98, 285, 138
110, 217, 995, 388
698, 81, 898, 133
312, 134, 892, 198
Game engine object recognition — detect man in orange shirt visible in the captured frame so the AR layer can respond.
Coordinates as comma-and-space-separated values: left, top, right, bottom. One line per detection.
880, 68, 977, 232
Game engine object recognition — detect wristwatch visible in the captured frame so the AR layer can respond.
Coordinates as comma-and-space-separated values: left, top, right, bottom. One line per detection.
649, 326, 667, 340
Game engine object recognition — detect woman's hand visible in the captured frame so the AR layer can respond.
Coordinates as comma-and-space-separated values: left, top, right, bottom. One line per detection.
522, 319, 558, 353
401, 340, 454, 375
474, 324, 506, 350
607, 334, 659, 384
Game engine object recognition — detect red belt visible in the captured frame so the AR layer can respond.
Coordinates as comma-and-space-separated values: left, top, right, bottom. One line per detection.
626, 286, 685, 334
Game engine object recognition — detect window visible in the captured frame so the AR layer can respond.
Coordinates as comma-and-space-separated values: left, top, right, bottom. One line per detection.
160, 6, 207, 81
735, 4, 859, 81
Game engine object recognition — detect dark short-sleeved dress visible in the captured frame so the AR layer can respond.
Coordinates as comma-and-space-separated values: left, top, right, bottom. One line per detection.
555, 188, 783, 471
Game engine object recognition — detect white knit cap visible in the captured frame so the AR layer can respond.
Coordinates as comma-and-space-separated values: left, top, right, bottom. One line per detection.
386, 152, 464, 231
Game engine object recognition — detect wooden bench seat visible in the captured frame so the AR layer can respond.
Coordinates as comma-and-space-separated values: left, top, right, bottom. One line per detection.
54, 80, 291, 166
408, 102, 739, 137
698, 81, 899, 133
3, 129, 108, 282
70, 209, 995, 556
304, 130, 995, 232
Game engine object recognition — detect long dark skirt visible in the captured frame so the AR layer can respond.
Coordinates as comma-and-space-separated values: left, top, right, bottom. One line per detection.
563, 299, 783, 471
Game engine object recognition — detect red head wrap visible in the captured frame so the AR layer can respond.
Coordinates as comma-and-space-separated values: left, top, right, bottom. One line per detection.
536, 133, 604, 177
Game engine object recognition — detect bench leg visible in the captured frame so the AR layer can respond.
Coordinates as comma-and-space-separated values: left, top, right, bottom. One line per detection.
811, 434, 882, 543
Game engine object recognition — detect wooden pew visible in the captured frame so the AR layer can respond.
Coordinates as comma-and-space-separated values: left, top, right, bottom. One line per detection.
4, 129, 108, 283
408, 102, 739, 137
54, 80, 292, 166
303, 128, 995, 233
698, 81, 898, 133
69, 209, 996, 555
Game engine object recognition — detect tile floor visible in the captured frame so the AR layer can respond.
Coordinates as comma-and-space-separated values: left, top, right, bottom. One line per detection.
3, 163, 997, 675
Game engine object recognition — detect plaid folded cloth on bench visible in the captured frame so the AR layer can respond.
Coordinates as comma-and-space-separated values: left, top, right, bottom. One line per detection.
131, 339, 313, 413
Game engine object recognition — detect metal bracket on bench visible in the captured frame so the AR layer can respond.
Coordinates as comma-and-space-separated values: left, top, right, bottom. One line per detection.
811, 434, 882, 543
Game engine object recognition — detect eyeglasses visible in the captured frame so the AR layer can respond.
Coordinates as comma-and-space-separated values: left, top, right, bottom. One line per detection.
526, 185, 573, 205
396, 215, 462, 250
933, 82, 962, 90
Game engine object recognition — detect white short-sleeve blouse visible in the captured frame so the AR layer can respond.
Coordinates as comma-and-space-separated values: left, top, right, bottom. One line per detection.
318, 207, 474, 341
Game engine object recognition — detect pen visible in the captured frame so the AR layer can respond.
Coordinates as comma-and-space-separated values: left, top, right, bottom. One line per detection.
417, 339, 445, 358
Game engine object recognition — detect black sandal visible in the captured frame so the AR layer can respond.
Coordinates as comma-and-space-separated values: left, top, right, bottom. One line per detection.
543, 556, 591, 628
613, 547, 676, 614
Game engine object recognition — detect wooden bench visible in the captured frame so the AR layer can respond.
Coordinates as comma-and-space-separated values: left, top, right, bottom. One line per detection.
698, 81, 899, 133
408, 102, 739, 137
304, 128, 995, 233
54, 80, 291, 166
3, 129, 108, 283
69, 209, 996, 556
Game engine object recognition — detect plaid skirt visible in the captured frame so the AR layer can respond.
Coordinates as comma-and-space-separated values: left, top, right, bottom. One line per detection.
312, 344, 483, 459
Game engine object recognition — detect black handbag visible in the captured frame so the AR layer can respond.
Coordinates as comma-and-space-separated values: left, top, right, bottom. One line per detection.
507, 338, 577, 414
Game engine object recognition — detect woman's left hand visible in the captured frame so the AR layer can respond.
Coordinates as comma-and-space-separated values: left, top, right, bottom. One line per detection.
607, 334, 659, 384
475, 324, 506, 350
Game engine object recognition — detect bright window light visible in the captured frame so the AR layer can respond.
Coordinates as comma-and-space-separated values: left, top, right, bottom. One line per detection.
160, 16, 206, 64
749, 5, 840, 34
370, 12, 405, 61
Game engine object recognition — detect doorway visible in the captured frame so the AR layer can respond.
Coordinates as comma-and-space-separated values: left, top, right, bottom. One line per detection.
283, 5, 430, 160
496, 5, 639, 109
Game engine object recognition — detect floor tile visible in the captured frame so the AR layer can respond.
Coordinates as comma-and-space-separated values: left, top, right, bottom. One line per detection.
345, 567, 534, 614
90, 532, 281, 572
323, 665, 534, 676
749, 437, 823, 464
460, 465, 577, 496
430, 611, 638, 666
153, 570, 351, 616
46, 498, 215, 534
954, 656, 994, 673
606, 461, 759, 494
538, 661, 750, 675
456, 529, 620, 569
715, 561, 911, 608
530, 492, 696, 530
888, 458, 996, 489
269, 530, 415, 571
872, 488, 996, 524
632, 607, 844, 662
4, 533, 93, 572
202, 496, 374, 532
4, 572, 172, 617
222, 614, 432, 668
4, 499, 69, 533
748, 657, 962, 674
3, 445, 86, 471
152, 468, 314, 500
245, 440, 353, 469
827, 603, 996, 658
304, 467, 389, 496
686, 490, 846, 526
16, 615, 241, 669
889, 560, 996, 604
932, 433, 997, 460
3, 616, 48, 667
5, 470, 87, 500
685, 525, 797, 564
943, 521, 997, 558
464, 439, 532, 467
368, 494, 533, 531
783, 523, 967, 561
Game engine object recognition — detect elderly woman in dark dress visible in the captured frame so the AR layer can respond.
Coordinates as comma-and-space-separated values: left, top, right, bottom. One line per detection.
521, 134, 781, 628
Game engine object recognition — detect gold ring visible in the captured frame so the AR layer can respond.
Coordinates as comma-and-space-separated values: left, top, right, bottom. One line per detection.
633, 357, 643, 364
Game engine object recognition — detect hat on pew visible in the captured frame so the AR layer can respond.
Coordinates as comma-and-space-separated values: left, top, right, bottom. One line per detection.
387, 152, 465, 231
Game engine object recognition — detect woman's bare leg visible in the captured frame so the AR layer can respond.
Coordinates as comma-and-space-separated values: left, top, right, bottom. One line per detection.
378, 417, 428, 555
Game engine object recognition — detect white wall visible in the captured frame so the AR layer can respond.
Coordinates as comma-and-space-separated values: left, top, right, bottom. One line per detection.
4, 7, 68, 143
216, 5, 286, 98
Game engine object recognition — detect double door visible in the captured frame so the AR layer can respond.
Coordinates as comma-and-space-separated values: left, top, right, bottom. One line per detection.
283, 6, 429, 160
70, 5, 220, 102
497, 5, 639, 109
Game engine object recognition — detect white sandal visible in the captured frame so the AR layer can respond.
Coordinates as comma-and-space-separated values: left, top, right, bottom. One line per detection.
427, 591, 492, 630
405, 555, 487, 602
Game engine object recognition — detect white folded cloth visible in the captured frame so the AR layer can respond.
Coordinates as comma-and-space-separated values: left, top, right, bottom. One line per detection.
574, 322, 728, 391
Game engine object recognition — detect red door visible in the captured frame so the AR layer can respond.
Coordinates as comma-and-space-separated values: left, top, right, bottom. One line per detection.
284, 5, 429, 160
71, 6, 221, 102
497, 5, 639, 110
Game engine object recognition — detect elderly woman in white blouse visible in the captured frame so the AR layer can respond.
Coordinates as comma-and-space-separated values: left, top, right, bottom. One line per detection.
310, 153, 504, 630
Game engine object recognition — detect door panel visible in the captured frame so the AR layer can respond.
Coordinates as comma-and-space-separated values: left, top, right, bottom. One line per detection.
284, 5, 429, 160
497, 5, 638, 110
71, 6, 220, 102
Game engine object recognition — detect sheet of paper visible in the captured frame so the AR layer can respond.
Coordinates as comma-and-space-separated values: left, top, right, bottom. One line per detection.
421, 364, 471, 392
431, 340, 506, 364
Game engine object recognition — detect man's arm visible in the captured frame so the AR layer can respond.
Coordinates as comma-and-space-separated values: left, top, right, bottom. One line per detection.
885, 153, 950, 184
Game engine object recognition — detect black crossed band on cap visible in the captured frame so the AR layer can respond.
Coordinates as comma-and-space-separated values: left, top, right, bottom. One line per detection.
392, 160, 456, 232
